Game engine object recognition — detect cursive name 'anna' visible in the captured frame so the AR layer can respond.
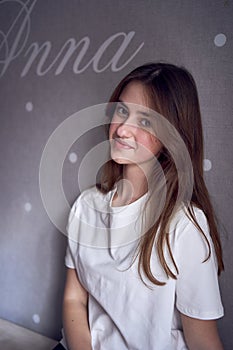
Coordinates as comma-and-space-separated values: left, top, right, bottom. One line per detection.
0, 0, 144, 78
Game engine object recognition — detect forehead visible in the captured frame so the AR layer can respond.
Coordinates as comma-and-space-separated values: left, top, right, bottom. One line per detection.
119, 81, 149, 107
119, 81, 153, 116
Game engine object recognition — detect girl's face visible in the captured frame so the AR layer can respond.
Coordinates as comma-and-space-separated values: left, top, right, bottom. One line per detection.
109, 81, 162, 167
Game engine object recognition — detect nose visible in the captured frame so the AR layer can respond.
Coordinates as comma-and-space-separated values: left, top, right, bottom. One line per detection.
116, 121, 135, 138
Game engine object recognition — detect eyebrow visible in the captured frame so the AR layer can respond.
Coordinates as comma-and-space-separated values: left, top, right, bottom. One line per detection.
118, 100, 151, 117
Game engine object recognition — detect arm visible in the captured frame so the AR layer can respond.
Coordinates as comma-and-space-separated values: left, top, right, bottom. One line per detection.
63, 267, 92, 350
181, 313, 224, 350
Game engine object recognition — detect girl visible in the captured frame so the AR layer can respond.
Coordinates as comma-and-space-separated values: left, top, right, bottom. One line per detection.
56, 63, 224, 349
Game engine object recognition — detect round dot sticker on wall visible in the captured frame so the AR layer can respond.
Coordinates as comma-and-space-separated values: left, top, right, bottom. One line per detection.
32, 314, 40, 324
203, 159, 212, 172
214, 33, 227, 47
68, 152, 78, 163
25, 101, 34, 112
24, 202, 32, 212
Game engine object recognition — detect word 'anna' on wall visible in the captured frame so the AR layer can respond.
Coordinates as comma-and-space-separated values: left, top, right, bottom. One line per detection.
0, 0, 144, 78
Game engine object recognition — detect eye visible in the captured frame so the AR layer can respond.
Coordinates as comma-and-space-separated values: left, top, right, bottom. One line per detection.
140, 118, 151, 127
116, 104, 129, 117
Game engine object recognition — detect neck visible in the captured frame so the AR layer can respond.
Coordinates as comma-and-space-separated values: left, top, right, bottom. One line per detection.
112, 164, 148, 206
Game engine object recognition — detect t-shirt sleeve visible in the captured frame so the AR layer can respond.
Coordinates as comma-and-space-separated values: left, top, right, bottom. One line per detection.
175, 209, 224, 320
64, 198, 79, 269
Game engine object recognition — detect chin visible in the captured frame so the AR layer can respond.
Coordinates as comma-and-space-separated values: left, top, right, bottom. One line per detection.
112, 158, 129, 164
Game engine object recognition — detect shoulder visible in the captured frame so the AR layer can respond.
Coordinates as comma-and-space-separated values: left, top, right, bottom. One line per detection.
68, 186, 115, 227
169, 205, 209, 238
71, 186, 112, 212
66, 186, 113, 243
74, 185, 102, 203
169, 205, 212, 257
169, 205, 215, 266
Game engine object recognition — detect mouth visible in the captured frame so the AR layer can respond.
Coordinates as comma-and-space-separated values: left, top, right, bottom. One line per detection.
113, 138, 135, 149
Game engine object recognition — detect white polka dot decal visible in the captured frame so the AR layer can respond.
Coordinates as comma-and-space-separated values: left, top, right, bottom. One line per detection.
203, 159, 212, 171
25, 102, 34, 112
68, 152, 78, 163
32, 314, 40, 324
24, 202, 32, 212
214, 33, 227, 47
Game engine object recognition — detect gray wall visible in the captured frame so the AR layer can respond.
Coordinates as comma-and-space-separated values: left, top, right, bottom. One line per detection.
0, 0, 232, 348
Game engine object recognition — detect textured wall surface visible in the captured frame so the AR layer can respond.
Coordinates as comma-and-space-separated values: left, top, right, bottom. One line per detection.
0, 0, 232, 348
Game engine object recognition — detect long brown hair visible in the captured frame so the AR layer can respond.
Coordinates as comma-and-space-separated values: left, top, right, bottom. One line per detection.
98, 62, 224, 285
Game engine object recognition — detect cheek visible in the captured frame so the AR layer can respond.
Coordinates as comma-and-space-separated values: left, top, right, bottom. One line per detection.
140, 132, 155, 146
109, 123, 116, 139
142, 133, 162, 154
152, 138, 163, 155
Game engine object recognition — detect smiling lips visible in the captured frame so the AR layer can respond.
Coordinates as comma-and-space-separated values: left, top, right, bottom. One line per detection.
113, 138, 135, 149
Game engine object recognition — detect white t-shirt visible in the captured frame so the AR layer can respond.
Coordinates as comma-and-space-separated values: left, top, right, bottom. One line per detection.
61, 186, 223, 350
